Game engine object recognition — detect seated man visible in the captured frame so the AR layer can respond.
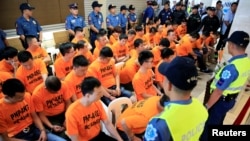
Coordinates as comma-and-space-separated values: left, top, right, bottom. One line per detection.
126, 29, 136, 51
64, 55, 89, 101
116, 95, 168, 141
109, 26, 122, 45
152, 38, 170, 68
65, 76, 123, 141
71, 26, 92, 50
132, 50, 161, 101
87, 47, 132, 105
25, 35, 52, 76
0, 78, 64, 141
93, 32, 110, 60
75, 40, 94, 63
32, 76, 71, 141
120, 38, 145, 91
16, 51, 48, 93
0, 46, 19, 76
54, 42, 75, 80
111, 33, 130, 63
0, 71, 13, 99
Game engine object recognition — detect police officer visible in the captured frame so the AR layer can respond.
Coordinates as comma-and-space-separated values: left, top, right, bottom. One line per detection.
158, 1, 173, 25
200, 31, 250, 141
106, 4, 120, 38
142, 1, 158, 26
88, 1, 103, 51
16, 3, 42, 49
172, 2, 186, 25
0, 29, 8, 52
119, 5, 128, 34
144, 56, 208, 141
127, 5, 137, 30
187, 5, 201, 33
65, 3, 86, 41
199, 7, 220, 33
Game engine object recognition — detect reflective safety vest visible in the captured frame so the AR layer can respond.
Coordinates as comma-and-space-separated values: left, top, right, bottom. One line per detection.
211, 57, 250, 96
156, 98, 208, 141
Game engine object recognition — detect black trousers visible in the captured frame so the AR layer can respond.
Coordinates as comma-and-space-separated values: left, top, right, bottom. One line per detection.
90, 131, 117, 141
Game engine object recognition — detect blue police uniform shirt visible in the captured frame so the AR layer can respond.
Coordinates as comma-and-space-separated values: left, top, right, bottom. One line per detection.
127, 13, 137, 22
106, 14, 120, 27
144, 99, 192, 141
88, 11, 103, 31
0, 29, 7, 50
16, 16, 42, 37
158, 9, 173, 24
65, 14, 86, 30
119, 13, 127, 28
215, 54, 248, 91
142, 6, 154, 24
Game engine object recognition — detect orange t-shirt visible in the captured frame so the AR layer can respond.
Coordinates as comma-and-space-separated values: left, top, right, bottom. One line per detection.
205, 35, 215, 47
109, 35, 118, 45
32, 82, 71, 116
54, 57, 73, 79
0, 93, 34, 137
126, 39, 135, 51
120, 57, 140, 84
75, 50, 94, 64
129, 49, 139, 60
169, 41, 176, 51
176, 25, 187, 38
151, 47, 162, 67
64, 70, 85, 99
111, 42, 129, 59
176, 34, 194, 56
0, 60, 14, 74
16, 60, 47, 93
86, 59, 116, 88
195, 37, 204, 49
153, 32, 163, 45
0, 71, 13, 99
116, 96, 161, 134
71, 37, 89, 44
132, 69, 157, 101
162, 28, 168, 38
135, 34, 149, 46
155, 61, 164, 83
144, 33, 155, 47
65, 100, 107, 141
26, 47, 49, 61
93, 44, 111, 60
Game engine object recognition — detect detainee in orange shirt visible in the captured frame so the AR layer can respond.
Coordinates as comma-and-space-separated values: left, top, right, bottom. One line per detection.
93, 31, 110, 59
16, 51, 48, 94
0, 71, 13, 99
126, 29, 136, 51
116, 95, 169, 141
134, 25, 150, 49
65, 77, 123, 141
162, 21, 173, 38
132, 50, 162, 101
144, 27, 157, 48
176, 19, 187, 40
71, 26, 92, 50
155, 48, 175, 90
0, 46, 19, 76
109, 26, 122, 45
54, 42, 75, 80
87, 47, 132, 105
64, 55, 89, 101
0, 79, 47, 141
152, 38, 170, 67
120, 38, 145, 91
176, 32, 199, 59
167, 29, 177, 51
32, 76, 71, 140
74, 40, 94, 63
153, 24, 164, 46
111, 33, 130, 63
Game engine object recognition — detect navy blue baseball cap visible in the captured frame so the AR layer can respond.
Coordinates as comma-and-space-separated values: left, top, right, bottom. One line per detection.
158, 56, 198, 90
69, 3, 78, 9
20, 3, 35, 11
225, 31, 249, 48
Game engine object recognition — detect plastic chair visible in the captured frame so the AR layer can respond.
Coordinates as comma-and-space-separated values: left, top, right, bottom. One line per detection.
115, 62, 125, 74
108, 97, 133, 126
100, 100, 112, 136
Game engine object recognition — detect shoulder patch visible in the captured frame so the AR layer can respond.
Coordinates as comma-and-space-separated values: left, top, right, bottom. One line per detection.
221, 70, 231, 79
144, 124, 158, 140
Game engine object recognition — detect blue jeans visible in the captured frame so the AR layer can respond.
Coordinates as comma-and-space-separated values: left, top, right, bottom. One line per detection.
101, 86, 132, 106
200, 97, 236, 141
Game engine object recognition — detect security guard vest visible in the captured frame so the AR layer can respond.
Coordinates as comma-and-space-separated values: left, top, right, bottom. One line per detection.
155, 98, 208, 141
211, 56, 250, 96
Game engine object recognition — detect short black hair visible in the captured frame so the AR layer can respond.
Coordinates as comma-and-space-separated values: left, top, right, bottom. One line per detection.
75, 40, 86, 49
161, 48, 174, 59
190, 32, 200, 39
59, 42, 73, 56
113, 26, 122, 33
127, 29, 136, 35
167, 29, 174, 36
138, 50, 154, 65
25, 35, 37, 45
231, 2, 238, 6
45, 76, 61, 92
99, 46, 113, 58
216, 0, 222, 4
202, 30, 210, 37
154, 17, 160, 24
99, 28, 107, 35
97, 32, 107, 40
159, 38, 170, 47
73, 55, 89, 67
81, 76, 101, 95
149, 27, 157, 34
135, 25, 143, 32
2, 46, 18, 60
134, 38, 143, 48
119, 33, 128, 40
2, 78, 25, 97
17, 50, 33, 63
74, 26, 83, 33
165, 21, 172, 27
